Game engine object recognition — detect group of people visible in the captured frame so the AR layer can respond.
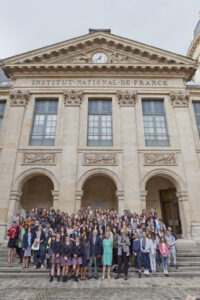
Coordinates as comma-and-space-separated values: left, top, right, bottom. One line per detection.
8, 206, 177, 282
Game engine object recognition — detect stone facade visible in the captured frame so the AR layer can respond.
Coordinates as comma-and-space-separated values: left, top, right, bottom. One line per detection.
0, 29, 200, 241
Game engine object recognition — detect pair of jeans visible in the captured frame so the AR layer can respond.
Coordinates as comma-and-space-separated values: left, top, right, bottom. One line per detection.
118, 251, 129, 275
89, 256, 98, 278
161, 256, 168, 271
156, 249, 162, 264
142, 252, 149, 270
168, 246, 176, 266
135, 251, 141, 270
33, 244, 46, 266
149, 253, 156, 271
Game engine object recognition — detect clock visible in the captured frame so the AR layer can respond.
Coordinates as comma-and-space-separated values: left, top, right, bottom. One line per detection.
92, 52, 108, 64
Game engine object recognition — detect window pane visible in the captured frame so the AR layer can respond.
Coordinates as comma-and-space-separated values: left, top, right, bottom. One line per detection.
193, 102, 200, 138
30, 100, 58, 146
142, 100, 169, 147
88, 100, 113, 146
0, 102, 6, 129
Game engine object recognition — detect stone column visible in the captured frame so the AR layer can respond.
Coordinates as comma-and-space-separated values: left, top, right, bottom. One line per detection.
75, 191, 83, 212
140, 191, 147, 210
170, 91, 200, 239
176, 191, 191, 239
116, 191, 124, 214
7, 190, 22, 228
59, 90, 83, 213
52, 190, 59, 209
117, 91, 141, 212
0, 90, 30, 234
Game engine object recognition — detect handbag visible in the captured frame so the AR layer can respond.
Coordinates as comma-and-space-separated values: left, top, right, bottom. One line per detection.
31, 241, 40, 251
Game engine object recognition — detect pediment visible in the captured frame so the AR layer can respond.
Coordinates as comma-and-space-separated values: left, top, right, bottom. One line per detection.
2, 31, 195, 66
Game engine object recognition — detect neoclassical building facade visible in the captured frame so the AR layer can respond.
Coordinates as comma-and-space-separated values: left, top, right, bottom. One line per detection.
1, 23, 200, 241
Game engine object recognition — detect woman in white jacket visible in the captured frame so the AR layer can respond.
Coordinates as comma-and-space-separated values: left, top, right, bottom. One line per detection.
148, 233, 156, 273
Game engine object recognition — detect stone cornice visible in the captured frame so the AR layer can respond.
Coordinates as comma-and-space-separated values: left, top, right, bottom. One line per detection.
9, 90, 31, 107
63, 89, 83, 106
170, 90, 190, 107
116, 90, 137, 106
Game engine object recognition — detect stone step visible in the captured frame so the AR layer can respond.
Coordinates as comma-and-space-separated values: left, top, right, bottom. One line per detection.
0, 271, 200, 279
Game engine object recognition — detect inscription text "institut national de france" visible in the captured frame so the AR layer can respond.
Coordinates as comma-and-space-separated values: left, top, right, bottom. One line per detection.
32, 79, 169, 87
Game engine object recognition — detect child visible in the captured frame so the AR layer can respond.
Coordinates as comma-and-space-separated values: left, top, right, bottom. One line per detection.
159, 236, 169, 275
49, 233, 61, 282
61, 236, 72, 282
72, 237, 82, 282
132, 233, 142, 278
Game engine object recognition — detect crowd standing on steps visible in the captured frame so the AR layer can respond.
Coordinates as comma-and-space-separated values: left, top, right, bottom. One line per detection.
7, 206, 178, 282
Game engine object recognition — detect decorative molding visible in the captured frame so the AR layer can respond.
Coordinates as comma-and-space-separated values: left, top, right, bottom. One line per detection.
144, 153, 176, 166
170, 91, 190, 107
83, 153, 117, 166
52, 190, 59, 201
9, 90, 31, 107
116, 90, 137, 107
63, 90, 83, 106
23, 153, 56, 165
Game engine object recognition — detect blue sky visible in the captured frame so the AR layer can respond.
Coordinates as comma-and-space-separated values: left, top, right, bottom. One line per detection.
0, 0, 199, 58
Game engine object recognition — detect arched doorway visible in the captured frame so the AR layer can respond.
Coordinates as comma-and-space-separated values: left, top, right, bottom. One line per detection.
146, 176, 182, 234
20, 175, 54, 211
82, 175, 117, 209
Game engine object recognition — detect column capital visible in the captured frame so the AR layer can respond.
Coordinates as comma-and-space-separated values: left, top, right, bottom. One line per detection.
170, 90, 190, 108
63, 89, 83, 106
10, 190, 22, 202
176, 191, 189, 202
9, 90, 31, 107
116, 190, 124, 201
116, 90, 137, 107
75, 190, 83, 201
51, 190, 59, 201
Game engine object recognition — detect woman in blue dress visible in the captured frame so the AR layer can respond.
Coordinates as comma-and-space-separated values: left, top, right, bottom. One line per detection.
81, 234, 90, 280
102, 231, 113, 280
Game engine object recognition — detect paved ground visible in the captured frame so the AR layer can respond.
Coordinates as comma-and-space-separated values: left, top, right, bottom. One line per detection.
0, 276, 200, 300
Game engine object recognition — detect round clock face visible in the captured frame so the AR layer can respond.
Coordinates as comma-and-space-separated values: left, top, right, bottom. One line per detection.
92, 52, 108, 63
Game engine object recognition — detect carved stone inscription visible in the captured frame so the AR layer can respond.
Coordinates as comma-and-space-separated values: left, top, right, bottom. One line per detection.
144, 153, 176, 165
23, 153, 56, 165
83, 153, 117, 166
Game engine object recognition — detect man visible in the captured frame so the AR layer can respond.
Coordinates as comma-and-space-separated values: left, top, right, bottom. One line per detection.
115, 229, 130, 281
88, 229, 101, 279
88, 205, 93, 217
12, 211, 21, 225
121, 210, 131, 222
165, 229, 177, 268
29, 208, 36, 220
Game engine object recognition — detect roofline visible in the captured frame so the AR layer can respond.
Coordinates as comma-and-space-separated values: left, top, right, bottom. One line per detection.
2, 31, 195, 65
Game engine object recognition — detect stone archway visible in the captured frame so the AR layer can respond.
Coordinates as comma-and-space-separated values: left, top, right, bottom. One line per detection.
7, 168, 59, 224
76, 168, 124, 213
140, 169, 190, 238
82, 175, 117, 210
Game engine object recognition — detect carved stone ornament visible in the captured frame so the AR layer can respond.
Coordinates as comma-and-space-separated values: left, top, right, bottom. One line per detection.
144, 153, 176, 166
23, 153, 56, 165
116, 90, 137, 107
63, 90, 83, 106
83, 153, 117, 166
170, 91, 190, 107
9, 90, 31, 107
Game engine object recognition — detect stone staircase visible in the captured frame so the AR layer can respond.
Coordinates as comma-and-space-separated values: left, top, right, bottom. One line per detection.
0, 240, 200, 278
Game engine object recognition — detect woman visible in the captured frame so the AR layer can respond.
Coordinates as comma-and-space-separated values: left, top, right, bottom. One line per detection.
99, 228, 105, 267
50, 233, 62, 282
112, 227, 119, 272
148, 233, 156, 274
132, 232, 142, 278
60, 226, 66, 246
32, 224, 46, 268
158, 225, 165, 238
102, 232, 113, 280
22, 226, 33, 268
159, 236, 169, 275
140, 231, 151, 276
7, 220, 21, 263
155, 229, 162, 266
61, 236, 72, 282
18, 223, 27, 264
81, 234, 90, 280
72, 236, 82, 282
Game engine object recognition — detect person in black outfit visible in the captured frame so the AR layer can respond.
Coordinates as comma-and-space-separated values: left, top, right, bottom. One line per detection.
61, 236, 72, 282
50, 233, 61, 282
72, 237, 82, 282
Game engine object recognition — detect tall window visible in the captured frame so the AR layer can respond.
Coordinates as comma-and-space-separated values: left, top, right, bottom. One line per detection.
88, 100, 112, 146
0, 101, 6, 129
142, 100, 169, 146
30, 100, 58, 146
193, 102, 200, 137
